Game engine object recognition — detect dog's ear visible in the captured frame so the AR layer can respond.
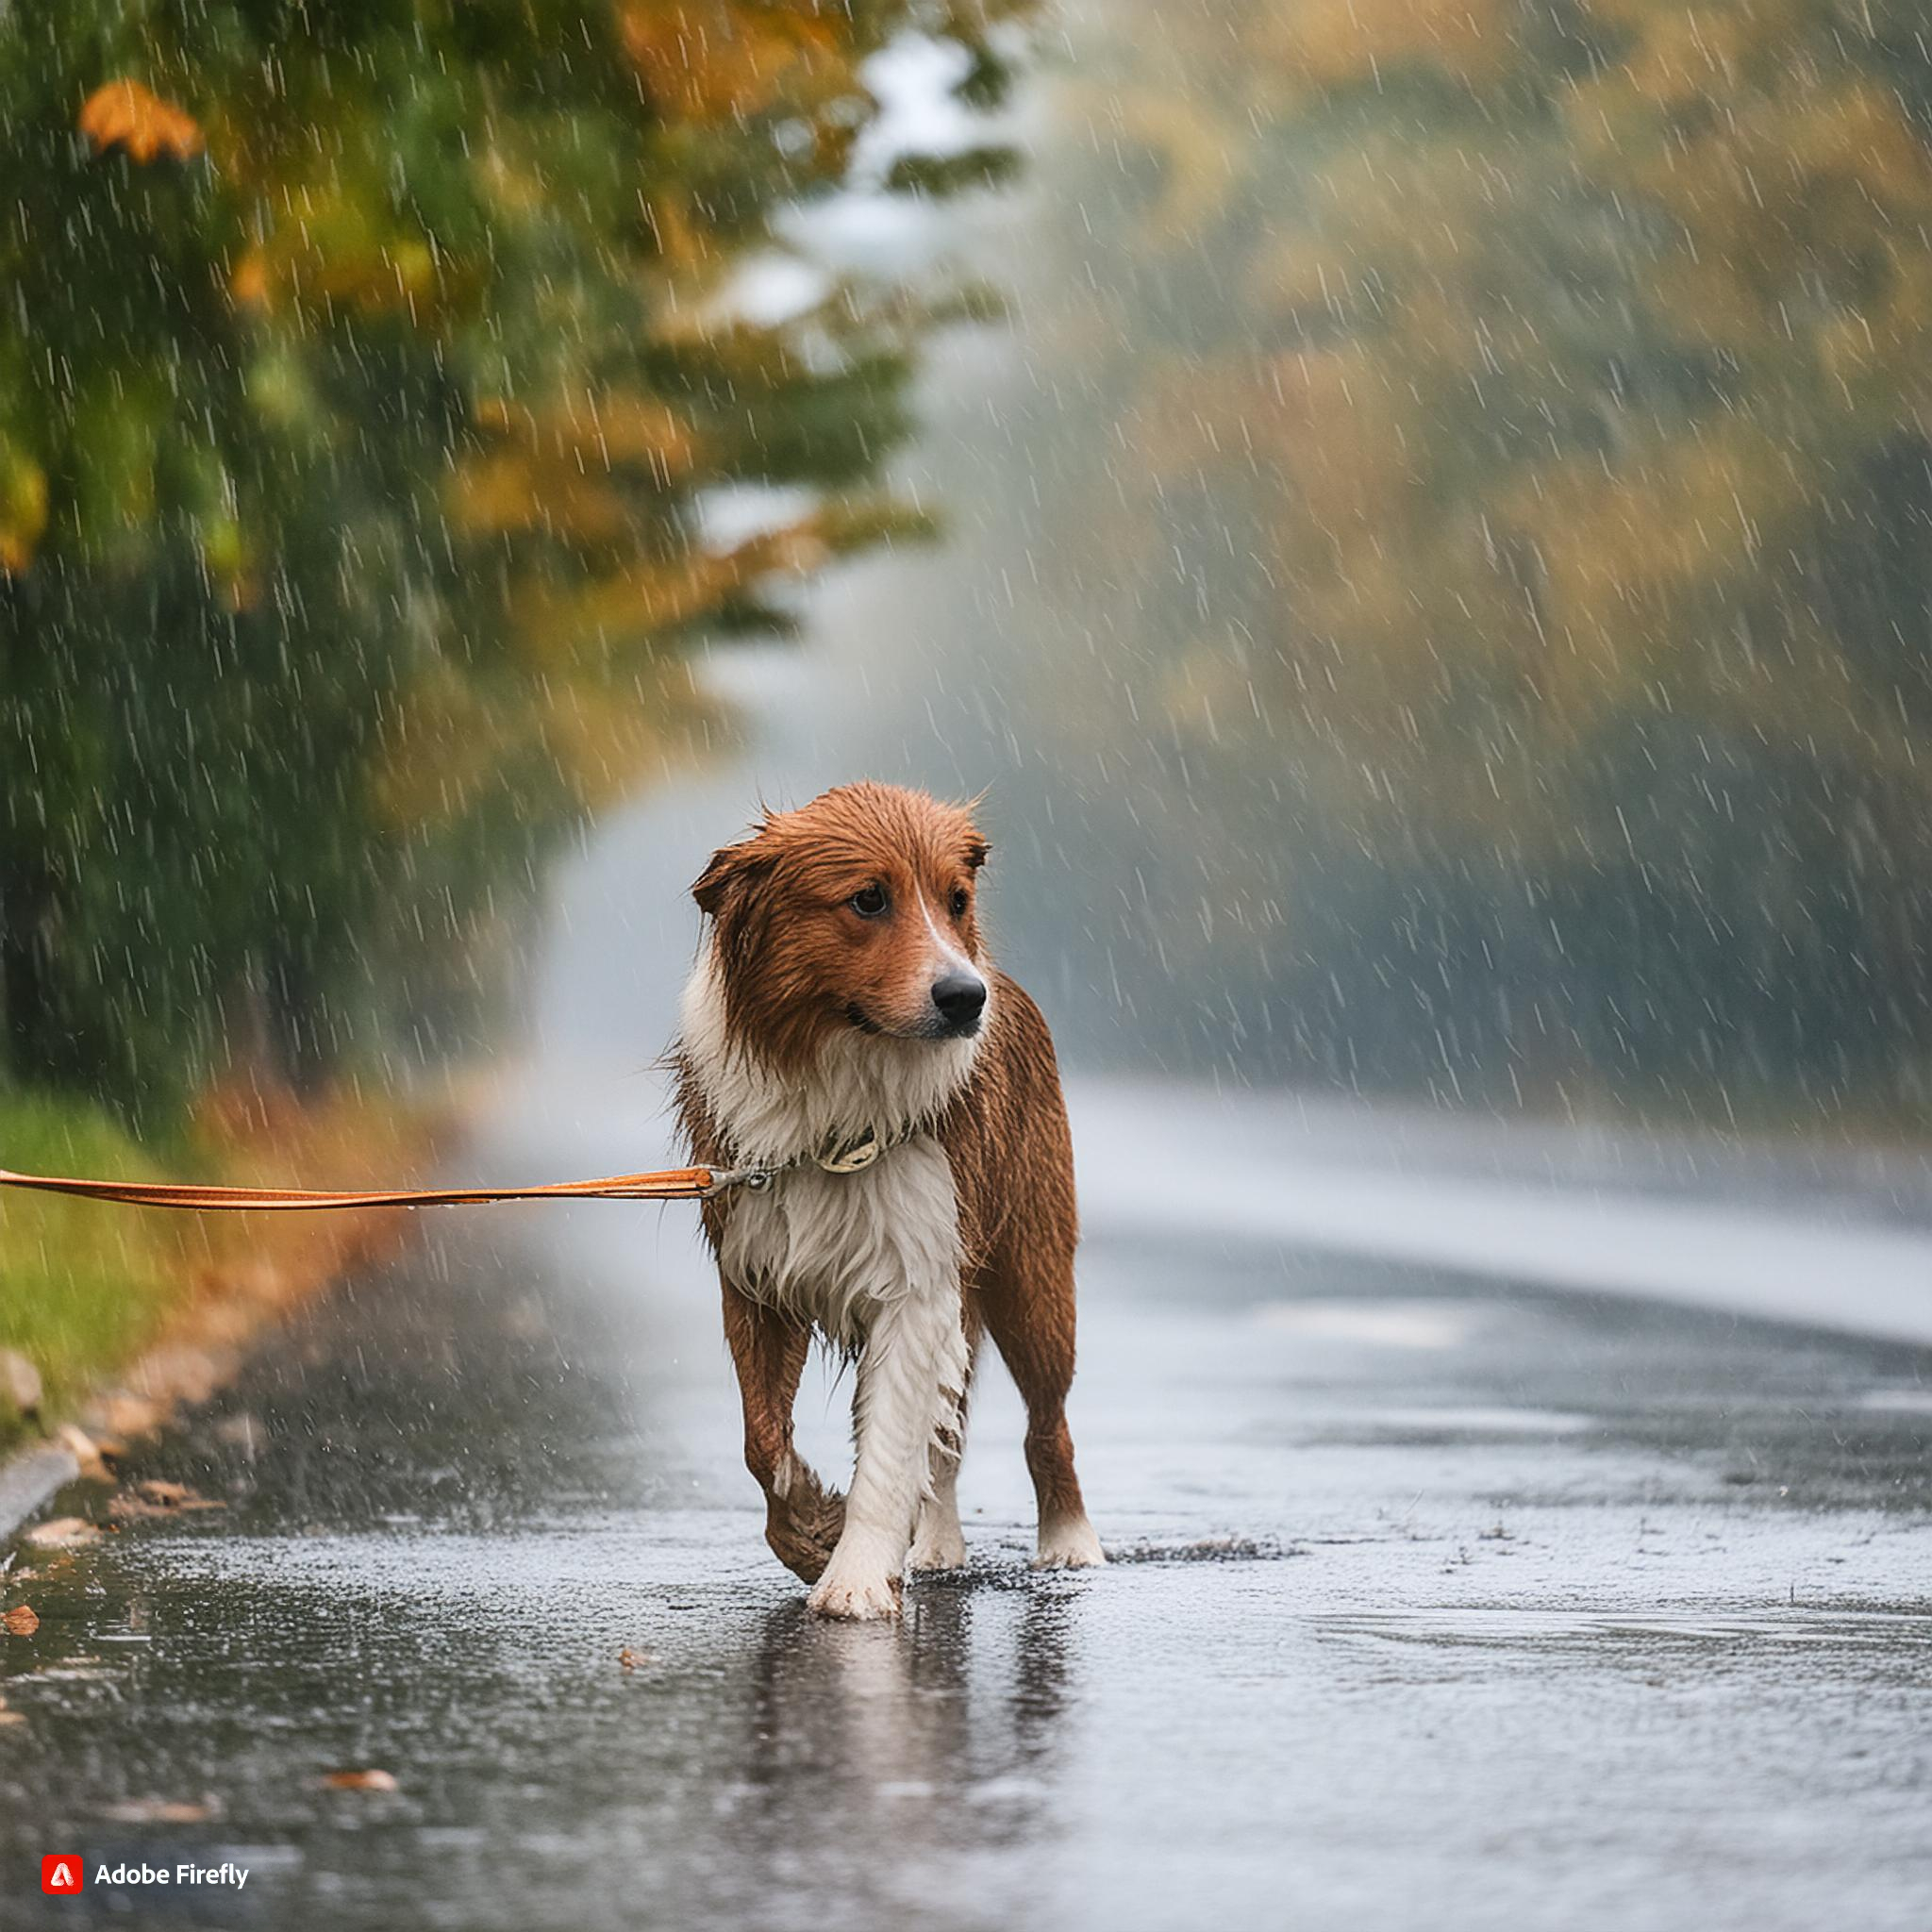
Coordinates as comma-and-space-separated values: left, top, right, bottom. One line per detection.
692, 839, 774, 918
959, 790, 991, 871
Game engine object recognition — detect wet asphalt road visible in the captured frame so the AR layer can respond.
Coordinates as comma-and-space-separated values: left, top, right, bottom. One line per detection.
4, 1134, 1932, 1932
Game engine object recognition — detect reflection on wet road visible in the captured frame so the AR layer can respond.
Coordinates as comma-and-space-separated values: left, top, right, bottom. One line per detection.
3, 1156, 1930, 1931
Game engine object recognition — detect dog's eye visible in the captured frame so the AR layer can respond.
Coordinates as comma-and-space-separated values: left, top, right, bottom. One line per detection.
849, 883, 889, 919
950, 887, 970, 918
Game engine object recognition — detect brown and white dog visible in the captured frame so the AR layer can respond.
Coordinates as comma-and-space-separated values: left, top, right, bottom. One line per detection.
673, 781, 1104, 1620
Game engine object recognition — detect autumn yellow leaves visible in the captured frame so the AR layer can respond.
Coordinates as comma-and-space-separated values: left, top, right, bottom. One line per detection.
1078, 0, 1932, 848
0, 82, 204, 579
0, 5, 1023, 1129
77, 79, 203, 165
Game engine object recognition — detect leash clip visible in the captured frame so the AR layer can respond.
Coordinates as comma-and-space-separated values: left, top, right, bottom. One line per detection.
701, 1164, 774, 1198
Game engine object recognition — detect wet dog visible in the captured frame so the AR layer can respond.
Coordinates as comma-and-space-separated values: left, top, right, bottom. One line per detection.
674, 782, 1104, 1620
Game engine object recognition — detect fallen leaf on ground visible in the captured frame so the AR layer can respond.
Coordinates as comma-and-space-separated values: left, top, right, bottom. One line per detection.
618, 1646, 651, 1671
322, 1769, 397, 1791
4, 1605, 40, 1636
22, 1517, 102, 1551
111, 1481, 225, 1520
102, 1797, 218, 1824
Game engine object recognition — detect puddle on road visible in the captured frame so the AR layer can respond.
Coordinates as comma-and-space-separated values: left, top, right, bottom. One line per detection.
1331, 1405, 1600, 1437
1255, 1299, 1489, 1350
1314, 1606, 1932, 1649
1855, 1387, 1932, 1414
1102, 1536, 1302, 1566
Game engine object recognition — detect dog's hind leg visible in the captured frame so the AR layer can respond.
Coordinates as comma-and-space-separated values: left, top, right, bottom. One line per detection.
723, 1284, 843, 1583
909, 1314, 980, 1572
979, 1248, 1105, 1570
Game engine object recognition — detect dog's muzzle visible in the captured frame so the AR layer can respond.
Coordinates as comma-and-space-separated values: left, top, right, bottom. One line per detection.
930, 970, 987, 1037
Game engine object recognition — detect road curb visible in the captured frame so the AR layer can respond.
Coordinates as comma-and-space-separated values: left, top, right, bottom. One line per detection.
0, 1441, 80, 1546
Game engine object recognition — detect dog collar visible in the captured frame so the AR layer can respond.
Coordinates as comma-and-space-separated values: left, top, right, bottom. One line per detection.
708, 1124, 906, 1196
815, 1126, 886, 1174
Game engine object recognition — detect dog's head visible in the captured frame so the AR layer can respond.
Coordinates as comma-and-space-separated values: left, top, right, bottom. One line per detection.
692, 783, 991, 1073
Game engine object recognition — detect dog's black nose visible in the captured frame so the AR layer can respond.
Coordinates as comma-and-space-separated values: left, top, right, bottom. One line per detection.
931, 971, 987, 1031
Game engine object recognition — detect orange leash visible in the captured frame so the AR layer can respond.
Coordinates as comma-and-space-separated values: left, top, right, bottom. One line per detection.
0, 1122, 903, 1214
0, 1161, 729, 1214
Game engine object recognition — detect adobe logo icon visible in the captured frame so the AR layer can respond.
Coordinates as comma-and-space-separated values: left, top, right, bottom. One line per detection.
42, 1856, 85, 1895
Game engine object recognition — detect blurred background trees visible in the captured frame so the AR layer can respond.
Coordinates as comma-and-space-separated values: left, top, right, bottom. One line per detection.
8, 0, 1932, 1137
0, 0, 1019, 1119
1019, 0, 1932, 1122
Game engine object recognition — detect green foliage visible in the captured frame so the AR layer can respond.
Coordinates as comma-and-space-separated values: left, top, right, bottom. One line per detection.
0, 1091, 181, 1440
886, 147, 1024, 195
0, 0, 1024, 1116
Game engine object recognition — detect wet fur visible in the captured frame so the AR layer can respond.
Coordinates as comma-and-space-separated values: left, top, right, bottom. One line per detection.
674, 782, 1103, 1620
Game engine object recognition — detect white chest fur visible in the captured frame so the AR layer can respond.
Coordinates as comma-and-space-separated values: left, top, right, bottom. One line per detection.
678, 952, 984, 1345
719, 1138, 960, 1347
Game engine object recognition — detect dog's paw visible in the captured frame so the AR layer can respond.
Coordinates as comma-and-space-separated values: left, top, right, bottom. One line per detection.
908, 1494, 967, 1572
765, 1470, 846, 1584
767, 1517, 831, 1583
1033, 1515, 1107, 1570
806, 1567, 905, 1622
908, 1523, 968, 1573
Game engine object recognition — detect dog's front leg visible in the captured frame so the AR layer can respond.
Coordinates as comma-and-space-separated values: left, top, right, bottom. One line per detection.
808, 1289, 968, 1622
724, 1285, 844, 1582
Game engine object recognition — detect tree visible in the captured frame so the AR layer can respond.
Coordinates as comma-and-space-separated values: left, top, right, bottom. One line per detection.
0, 0, 1023, 1114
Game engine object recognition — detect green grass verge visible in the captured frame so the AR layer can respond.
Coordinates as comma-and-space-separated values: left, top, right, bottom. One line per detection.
0, 1092, 193, 1450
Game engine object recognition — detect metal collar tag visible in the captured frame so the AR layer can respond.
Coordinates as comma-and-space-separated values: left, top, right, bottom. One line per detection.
815, 1130, 883, 1175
